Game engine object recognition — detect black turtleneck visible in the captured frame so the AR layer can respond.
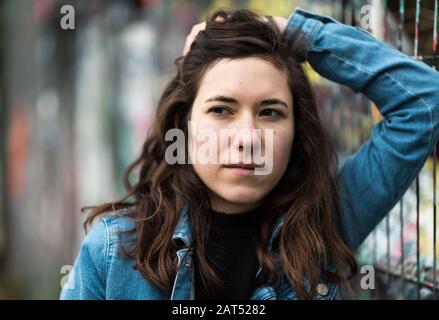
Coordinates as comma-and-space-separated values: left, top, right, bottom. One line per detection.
194, 206, 261, 300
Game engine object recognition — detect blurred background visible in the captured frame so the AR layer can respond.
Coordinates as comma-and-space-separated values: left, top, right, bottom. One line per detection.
0, 0, 438, 299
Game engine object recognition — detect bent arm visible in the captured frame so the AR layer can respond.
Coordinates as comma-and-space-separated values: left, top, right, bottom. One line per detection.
285, 8, 439, 250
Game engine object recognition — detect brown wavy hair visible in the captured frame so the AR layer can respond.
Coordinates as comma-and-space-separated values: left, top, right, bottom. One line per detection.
81, 8, 357, 299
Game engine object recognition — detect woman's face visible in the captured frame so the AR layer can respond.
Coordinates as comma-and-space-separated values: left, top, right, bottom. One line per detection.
189, 57, 294, 213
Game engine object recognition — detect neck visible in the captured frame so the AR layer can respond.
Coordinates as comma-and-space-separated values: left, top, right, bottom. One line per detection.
208, 191, 265, 214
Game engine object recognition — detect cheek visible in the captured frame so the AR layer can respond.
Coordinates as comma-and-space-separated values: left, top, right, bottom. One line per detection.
192, 162, 218, 185
271, 129, 293, 173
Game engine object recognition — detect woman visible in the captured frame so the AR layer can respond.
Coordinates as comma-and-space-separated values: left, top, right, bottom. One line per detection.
60, 7, 439, 300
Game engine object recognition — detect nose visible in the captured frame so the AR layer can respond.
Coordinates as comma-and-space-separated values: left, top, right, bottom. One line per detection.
232, 113, 260, 152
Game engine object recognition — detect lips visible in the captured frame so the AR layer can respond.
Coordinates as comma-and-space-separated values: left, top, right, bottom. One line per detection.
222, 163, 263, 169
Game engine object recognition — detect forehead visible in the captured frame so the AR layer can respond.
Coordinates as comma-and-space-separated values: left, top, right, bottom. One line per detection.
196, 57, 291, 102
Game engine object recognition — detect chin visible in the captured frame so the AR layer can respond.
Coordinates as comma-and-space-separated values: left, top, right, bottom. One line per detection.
220, 188, 266, 204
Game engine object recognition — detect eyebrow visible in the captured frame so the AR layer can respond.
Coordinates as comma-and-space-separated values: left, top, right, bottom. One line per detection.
204, 95, 289, 109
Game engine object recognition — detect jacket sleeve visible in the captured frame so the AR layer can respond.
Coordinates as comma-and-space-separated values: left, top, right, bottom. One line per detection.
59, 218, 109, 299
285, 8, 439, 250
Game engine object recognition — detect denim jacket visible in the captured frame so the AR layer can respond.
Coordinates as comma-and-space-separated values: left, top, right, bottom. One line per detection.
60, 7, 439, 300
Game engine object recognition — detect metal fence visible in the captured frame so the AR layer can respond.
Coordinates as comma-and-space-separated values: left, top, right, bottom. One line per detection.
323, 0, 439, 299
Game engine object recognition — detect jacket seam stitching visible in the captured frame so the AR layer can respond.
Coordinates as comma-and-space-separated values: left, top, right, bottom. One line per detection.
101, 217, 111, 280
382, 70, 434, 147
306, 17, 322, 52
329, 52, 434, 146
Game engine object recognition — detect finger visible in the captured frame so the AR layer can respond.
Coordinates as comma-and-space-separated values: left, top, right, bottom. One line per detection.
191, 22, 206, 34
182, 15, 227, 57
182, 22, 206, 55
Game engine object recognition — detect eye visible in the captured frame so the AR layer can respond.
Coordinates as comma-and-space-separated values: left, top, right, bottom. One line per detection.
208, 106, 232, 116
260, 108, 283, 118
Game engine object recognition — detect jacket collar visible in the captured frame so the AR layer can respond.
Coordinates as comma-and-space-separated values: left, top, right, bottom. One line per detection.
268, 210, 286, 250
172, 202, 286, 250
171, 202, 192, 247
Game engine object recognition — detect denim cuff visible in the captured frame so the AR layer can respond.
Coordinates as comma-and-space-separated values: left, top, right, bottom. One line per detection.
285, 7, 337, 53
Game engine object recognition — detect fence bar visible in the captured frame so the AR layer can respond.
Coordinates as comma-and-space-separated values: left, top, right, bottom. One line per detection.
433, 139, 437, 299
383, 0, 388, 41
414, 0, 421, 300
398, 0, 405, 52
433, 0, 438, 52
382, 0, 392, 290
410, 54, 439, 61
433, 0, 437, 293
415, 0, 421, 58
399, 196, 405, 298
416, 176, 421, 299
398, 0, 406, 300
